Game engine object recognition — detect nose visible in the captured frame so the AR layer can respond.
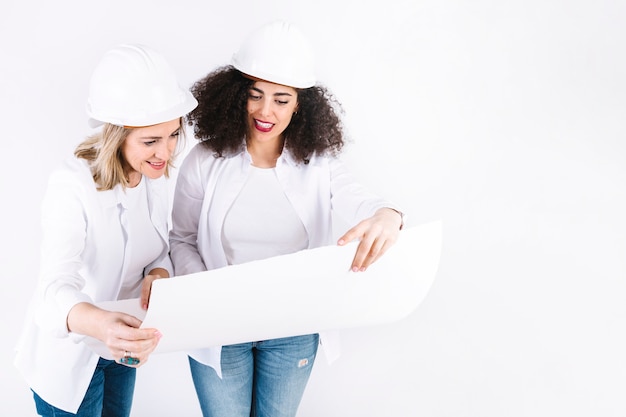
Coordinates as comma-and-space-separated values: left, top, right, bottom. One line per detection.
154, 139, 174, 161
260, 97, 272, 117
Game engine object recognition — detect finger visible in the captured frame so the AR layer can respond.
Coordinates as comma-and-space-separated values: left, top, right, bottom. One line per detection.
356, 245, 378, 271
116, 314, 143, 333
352, 232, 397, 271
119, 326, 161, 343
108, 316, 151, 345
337, 222, 367, 246
350, 236, 376, 272
119, 351, 141, 367
359, 238, 391, 270
116, 329, 162, 364
101, 314, 140, 347
140, 276, 154, 310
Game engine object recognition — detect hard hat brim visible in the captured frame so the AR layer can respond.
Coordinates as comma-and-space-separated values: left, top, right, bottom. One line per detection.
88, 89, 198, 129
232, 59, 316, 89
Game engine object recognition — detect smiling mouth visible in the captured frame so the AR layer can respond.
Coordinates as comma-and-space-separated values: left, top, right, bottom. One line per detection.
147, 161, 166, 169
254, 119, 274, 132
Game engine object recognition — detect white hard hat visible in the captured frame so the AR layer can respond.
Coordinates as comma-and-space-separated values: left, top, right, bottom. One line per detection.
86, 44, 198, 128
232, 21, 316, 89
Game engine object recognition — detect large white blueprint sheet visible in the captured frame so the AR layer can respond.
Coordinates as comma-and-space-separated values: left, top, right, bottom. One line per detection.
88, 220, 442, 357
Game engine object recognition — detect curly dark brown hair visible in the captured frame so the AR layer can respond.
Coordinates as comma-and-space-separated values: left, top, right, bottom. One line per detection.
187, 65, 346, 164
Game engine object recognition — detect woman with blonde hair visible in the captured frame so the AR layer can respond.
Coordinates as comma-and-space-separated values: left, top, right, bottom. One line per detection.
14, 43, 197, 416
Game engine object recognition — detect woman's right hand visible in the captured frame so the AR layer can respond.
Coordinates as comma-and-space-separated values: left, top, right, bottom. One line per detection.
67, 302, 162, 367
98, 311, 162, 366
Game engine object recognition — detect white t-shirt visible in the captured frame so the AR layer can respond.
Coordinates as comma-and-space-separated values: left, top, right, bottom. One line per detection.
119, 177, 161, 299
222, 166, 308, 266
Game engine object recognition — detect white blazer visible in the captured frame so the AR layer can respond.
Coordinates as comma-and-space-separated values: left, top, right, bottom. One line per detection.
14, 156, 173, 413
170, 143, 401, 375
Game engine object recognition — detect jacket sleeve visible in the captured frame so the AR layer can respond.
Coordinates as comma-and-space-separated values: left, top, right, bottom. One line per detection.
33, 166, 93, 338
169, 145, 209, 276
328, 157, 404, 227
144, 246, 174, 278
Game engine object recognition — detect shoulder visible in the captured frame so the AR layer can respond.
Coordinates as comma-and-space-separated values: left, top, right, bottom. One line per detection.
187, 142, 214, 157
182, 142, 244, 170
47, 156, 94, 189
183, 142, 217, 166
41, 157, 104, 214
297, 152, 341, 170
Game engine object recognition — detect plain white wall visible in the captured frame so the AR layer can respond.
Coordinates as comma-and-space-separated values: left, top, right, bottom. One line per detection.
1, 0, 625, 416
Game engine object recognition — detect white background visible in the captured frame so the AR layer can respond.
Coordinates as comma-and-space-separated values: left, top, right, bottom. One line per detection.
1, 0, 625, 416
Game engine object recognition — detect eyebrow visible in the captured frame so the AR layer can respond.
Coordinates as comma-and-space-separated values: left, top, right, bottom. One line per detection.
250, 86, 293, 97
139, 127, 180, 140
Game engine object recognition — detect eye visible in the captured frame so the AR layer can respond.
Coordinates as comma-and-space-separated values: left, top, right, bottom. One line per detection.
248, 92, 262, 101
170, 130, 181, 138
144, 140, 157, 146
276, 100, 289, 105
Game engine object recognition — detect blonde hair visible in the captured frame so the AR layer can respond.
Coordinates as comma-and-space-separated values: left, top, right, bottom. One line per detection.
74, 119, 185, 191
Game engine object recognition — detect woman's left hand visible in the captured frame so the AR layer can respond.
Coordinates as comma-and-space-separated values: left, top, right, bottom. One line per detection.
140, 268, 170, 310
337, 207, 403, 272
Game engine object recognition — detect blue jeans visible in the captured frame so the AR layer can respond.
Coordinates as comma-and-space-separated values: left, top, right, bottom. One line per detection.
189, 334, 319, 417
33, 358, 136, 417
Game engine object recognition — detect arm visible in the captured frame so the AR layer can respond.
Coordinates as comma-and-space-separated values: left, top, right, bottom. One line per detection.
169, 146, 209, 276
338, 207, 403, 271
67, 302, 161, 366
34, 166, 94, 337
140, 267, 169, 310
328, 158, 404, 271
36, 163, 162, 365
141, 179, 174, 309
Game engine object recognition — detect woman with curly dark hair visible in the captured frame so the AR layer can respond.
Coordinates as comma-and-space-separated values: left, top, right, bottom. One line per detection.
170, 21, 404, 417
187, 64, 345, 165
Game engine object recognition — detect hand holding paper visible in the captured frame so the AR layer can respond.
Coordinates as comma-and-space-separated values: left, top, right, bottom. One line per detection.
87, 220, 442, 358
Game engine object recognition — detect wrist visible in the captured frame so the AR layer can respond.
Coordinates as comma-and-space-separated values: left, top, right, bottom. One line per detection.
376, 207, 404, 230
390, 208, 404, 230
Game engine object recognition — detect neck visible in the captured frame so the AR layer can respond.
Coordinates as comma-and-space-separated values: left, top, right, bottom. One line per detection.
125, 168, 142, 188
247, 138, 284, 168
